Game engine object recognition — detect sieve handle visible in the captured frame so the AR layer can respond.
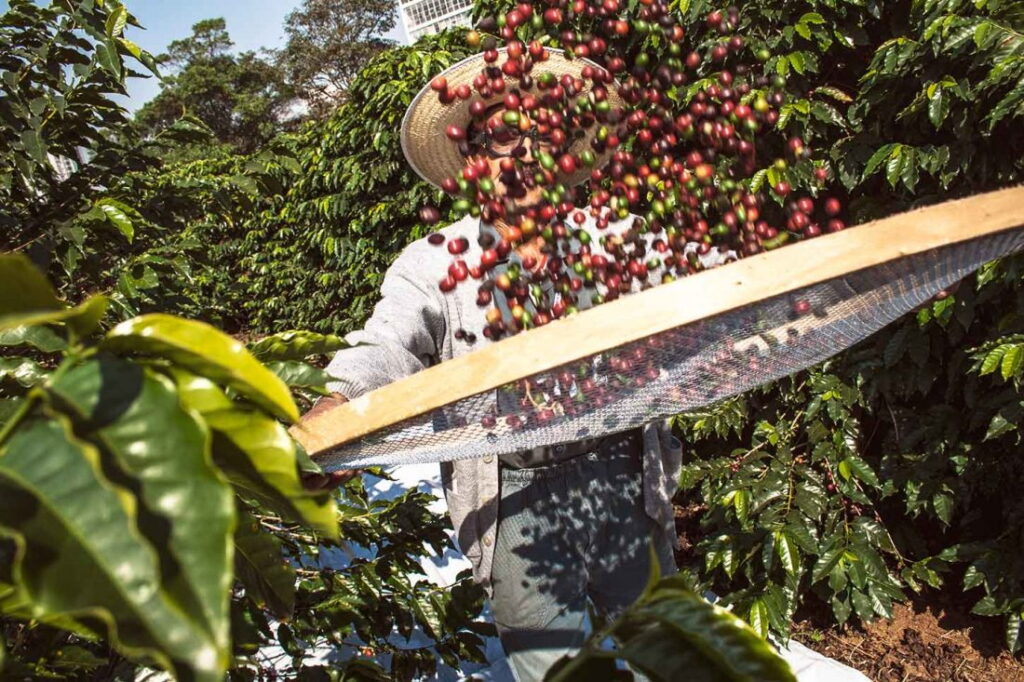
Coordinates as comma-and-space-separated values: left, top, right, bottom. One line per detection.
291, 185, 1024, 458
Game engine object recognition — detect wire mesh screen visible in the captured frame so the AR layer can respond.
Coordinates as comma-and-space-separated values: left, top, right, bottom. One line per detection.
317, 228, 1024, 470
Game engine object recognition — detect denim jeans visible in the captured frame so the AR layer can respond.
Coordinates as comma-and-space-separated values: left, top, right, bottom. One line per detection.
489, 448, 677, 682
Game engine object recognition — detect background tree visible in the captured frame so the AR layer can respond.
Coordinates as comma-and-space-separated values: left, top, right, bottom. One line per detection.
277, 0, 398, 118
135, 18, 295, 157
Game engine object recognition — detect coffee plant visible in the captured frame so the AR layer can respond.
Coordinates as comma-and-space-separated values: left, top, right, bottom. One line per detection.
2, 3, 795, 680
0, 254, 338, 679
153, 0, 1024, 659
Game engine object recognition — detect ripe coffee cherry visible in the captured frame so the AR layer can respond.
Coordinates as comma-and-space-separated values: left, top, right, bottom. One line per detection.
430, 76, 447, 92
824, 197, 842, 216
447, 237, 469, 255
446, 124, 466, 141
419, 206, 441, 225
438, 276, 456, 293
427, 232, 445, 246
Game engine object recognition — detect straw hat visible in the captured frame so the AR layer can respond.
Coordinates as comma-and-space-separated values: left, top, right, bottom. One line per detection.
400, 48, 622, 190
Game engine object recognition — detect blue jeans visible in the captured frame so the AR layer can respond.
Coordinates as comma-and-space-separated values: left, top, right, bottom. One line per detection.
489, 449, 676, 682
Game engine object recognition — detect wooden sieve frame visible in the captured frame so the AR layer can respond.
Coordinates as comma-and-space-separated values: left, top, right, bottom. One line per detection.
291, 186, 1024, 458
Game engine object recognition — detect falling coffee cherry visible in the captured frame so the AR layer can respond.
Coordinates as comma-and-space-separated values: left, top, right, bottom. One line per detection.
447, 237, 469, 255
420, 205, 441, 225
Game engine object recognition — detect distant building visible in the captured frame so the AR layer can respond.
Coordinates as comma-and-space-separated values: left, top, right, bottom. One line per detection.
48, 152, 79, 183
397, 0, 473, 42
47, 146, 88, 180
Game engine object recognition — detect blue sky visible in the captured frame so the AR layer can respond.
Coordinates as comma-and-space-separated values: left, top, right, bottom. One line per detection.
2, 0, 407, 109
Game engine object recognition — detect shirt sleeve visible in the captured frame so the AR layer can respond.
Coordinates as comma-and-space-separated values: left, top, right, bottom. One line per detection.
324, 244, 446, 399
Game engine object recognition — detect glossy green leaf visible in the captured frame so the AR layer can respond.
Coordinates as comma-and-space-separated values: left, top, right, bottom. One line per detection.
234, 507, 295, 620
928, 84, 948, 127
204, 408, 337, 539
0, 254, 62, 325
105, 4, 128, 37
843, 455, 881, 488
249, 330, 348, 361
0, 326, 67, 352
0, 417, 223, 679
170, 370, 336, 536
96, 198, 135, 243
850, 589, 874, 622
0, 399, 24, 428
0, 357, 48, 388
265, 361, 332, 392
1007, 612, 1022, 654
101, 314, 298, 422
1000, 344, 1023, 381
748, 598, 770, 639
46, 357, 235, 656
775, 531, 800, 576
624, 583, 795, 681
64, 295, 109, 341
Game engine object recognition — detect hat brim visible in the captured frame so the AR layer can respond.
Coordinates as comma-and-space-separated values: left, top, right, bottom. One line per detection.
401, 48, 622, 191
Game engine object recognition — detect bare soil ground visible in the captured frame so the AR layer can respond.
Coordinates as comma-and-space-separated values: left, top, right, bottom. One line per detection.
793, 594, 1024, 682
672, 502, 1024, 681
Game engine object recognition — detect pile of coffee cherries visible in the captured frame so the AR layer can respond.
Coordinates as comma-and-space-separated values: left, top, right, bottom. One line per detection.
420, 1, 846, 344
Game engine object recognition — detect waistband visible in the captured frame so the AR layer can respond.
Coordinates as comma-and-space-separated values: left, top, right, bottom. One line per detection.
499, 447, 642, 482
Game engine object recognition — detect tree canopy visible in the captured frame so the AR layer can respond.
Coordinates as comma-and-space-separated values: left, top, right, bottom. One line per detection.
134, 18, 296, 156
277, 0, 399, 117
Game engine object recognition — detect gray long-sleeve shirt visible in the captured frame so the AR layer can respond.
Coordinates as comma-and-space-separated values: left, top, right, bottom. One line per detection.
325, 213, 701, 589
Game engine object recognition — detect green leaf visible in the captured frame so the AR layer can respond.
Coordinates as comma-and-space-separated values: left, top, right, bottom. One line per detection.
102, 314, 298, 422
1007, 613, 1022, 654
105, 5, 128, 37
96, 199, 135, 243
0, 417, 223, 679
867, 585, 893, 619
249, 330, 348, 361
0, 255, 62, 324
234, 507, 295, 620
980, 345, 1007, 376
95, 39, 122, 79
0, 326, 67, 352
928, 85, 949, 127
1001, 345, 1023, 381
733, 488, 749, 524
64, 296, 109, 341
863, 144, 896, 178
46, 357, 235, 656
775, 531, 800, 576
885, 147, 905, 188
984, 410, 1017, 441
265, 361, 332, 392
932, 491, 954, 525
617, 584, 796, 681
19, 129, 47, 163
850, 589, 874, 622
204, 408, 338, 539
0, 358, 48, 389
811, 540, 843, 577
843, 455, 881, 488
748, 598, 770, 639
0, 256, 106, 336
830, 595, 852, 625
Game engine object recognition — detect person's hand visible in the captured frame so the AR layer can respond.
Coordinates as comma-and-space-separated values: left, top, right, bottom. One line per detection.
298, 393, 363, 492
